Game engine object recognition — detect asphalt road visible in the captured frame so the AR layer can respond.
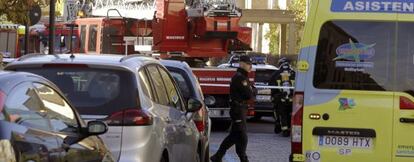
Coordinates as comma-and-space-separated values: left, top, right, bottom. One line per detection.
210, 117, 291, 162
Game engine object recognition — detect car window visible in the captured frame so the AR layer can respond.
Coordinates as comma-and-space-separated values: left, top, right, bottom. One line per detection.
33, 83, 78, 132
16, 68, 138, 116
147, 65, 170, 106
313, 21, 395, 91
80, 25, 87, 53
255, 69, 277, 85
166, 67, 195, 101
88, 25, 98, 52
138, 69, 154, 100
3, 82, 52, 131
396, 22, 414, 97
158, 66, 183, 110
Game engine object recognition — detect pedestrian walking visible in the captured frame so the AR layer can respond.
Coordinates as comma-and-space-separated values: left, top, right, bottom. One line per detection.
211, 55, 255, 162
269, 57, 295, 137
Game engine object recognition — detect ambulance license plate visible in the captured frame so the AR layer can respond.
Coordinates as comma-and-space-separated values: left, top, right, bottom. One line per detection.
319, 136, 373, 149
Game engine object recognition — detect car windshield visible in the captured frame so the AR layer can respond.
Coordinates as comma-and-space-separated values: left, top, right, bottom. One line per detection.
255, 69, 276, 85
16, 67, 139, 115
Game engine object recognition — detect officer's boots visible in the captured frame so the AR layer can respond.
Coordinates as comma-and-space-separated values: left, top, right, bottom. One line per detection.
274, 124, 282, 134
239, 155, 249, 162
210, 152, 224, 162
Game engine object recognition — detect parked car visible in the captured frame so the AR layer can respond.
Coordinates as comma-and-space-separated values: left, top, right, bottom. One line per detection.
161, 60, 211, 162
0, 71, 112, 162
6, 54, 204, 162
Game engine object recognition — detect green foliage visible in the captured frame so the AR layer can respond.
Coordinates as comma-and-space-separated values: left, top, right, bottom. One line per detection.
289, 0, 307, 23
0, 0, 46, 24
264, 24, 280, 55
289, 0, 307, 53
264, 0, 307, 55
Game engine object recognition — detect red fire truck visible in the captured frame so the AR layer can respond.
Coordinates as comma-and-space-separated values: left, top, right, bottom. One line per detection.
72, 0, 261, 124
75, 15, 152, 55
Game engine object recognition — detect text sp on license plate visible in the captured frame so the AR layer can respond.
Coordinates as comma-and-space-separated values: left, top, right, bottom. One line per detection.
319, 136, 373, 149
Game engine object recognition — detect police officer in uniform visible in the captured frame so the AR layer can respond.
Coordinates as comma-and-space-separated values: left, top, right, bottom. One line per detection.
270, 57, 295, 137
211, 55, 254, 162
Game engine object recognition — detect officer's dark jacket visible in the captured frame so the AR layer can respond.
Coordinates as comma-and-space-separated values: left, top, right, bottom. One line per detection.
229, 68, 253, 121
230, 68, 253, 102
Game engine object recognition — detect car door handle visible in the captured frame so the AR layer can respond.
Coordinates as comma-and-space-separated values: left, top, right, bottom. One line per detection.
400, 118, 414, 123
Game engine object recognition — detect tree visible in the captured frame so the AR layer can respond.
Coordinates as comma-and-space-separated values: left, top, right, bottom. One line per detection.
264, 0, 307, 55
264, 24, 280, 55
288, 0, 307, 53
0, 0, 46, 24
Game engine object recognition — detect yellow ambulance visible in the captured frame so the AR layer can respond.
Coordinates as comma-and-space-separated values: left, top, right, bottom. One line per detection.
292, 0, 414, 162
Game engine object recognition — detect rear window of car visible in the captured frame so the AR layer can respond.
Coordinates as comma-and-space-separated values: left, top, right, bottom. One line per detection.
15, 67, 139, 115
314, 21, 395, 91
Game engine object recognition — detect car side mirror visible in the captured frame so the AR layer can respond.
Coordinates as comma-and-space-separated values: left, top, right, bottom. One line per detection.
87, 121, 108, 136
63, 120, 108, 146
187, 98, 202, 113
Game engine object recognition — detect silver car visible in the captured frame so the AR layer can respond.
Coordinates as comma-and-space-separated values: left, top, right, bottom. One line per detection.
6, 54, 203, 162
161, 60, 211, 162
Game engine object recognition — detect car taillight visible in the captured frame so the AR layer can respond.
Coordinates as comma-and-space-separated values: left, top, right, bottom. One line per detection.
400, 96, 414, 110
291, 92, 304, 154
106, 109, 153, 126
194, 109, 205, 132
0, 91, 5, 112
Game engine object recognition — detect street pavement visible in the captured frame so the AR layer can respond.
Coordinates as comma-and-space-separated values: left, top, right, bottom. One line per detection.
210, 117, 291, 162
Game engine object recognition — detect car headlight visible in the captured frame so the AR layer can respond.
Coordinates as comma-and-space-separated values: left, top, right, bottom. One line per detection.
204, 96, 216, 106
0, 139, 16, 162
